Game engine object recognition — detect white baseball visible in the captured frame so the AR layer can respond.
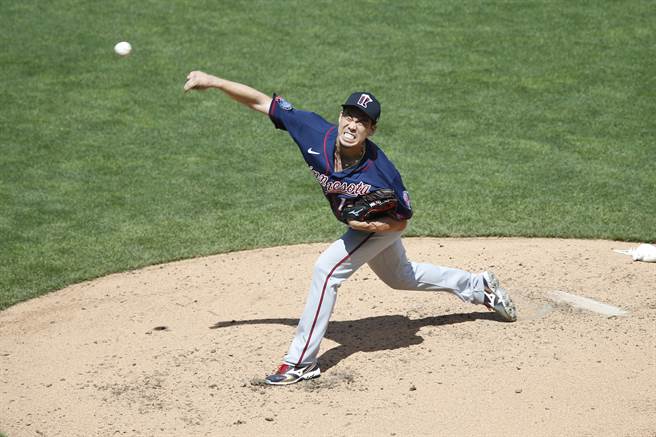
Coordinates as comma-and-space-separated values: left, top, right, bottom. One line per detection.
114, 41, 132, 56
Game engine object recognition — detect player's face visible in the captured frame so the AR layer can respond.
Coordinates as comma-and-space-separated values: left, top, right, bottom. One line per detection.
338, 109, 376, 148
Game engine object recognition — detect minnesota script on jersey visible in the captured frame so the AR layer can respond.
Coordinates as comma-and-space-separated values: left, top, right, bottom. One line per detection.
269, 95, 413, 223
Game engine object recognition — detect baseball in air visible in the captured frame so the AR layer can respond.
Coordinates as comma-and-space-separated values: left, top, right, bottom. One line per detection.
114, 41, 132, 56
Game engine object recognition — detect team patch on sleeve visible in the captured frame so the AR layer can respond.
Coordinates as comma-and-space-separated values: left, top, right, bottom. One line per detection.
403, 191, 412, 209
276, 96, 294, 111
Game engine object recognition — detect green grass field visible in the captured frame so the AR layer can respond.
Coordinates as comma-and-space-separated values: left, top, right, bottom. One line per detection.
1, 0, 654, 310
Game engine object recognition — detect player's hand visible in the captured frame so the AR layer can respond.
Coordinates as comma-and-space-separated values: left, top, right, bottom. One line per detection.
348, 218, 408, 233
347, 220, 377, 232
183, 71, 220, 92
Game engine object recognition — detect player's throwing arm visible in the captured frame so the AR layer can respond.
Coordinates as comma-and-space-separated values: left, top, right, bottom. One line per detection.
184, 71, 272, 114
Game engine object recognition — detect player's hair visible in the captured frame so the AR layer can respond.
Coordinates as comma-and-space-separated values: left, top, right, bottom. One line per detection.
342, 106, 376, 126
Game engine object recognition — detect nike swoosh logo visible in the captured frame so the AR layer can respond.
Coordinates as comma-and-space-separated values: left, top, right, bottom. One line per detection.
307, 148, 321, 155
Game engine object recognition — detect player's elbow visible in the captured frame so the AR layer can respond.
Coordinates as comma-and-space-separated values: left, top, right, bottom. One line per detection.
249, 94, 273, 115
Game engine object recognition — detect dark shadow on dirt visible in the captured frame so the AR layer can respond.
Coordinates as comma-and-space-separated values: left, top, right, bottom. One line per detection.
211, 312, 496, 372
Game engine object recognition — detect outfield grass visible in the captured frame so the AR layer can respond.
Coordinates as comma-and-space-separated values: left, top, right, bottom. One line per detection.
1, 1, 654, 309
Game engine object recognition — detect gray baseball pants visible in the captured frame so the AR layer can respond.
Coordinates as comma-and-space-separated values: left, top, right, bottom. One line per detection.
284, 229, 489, 367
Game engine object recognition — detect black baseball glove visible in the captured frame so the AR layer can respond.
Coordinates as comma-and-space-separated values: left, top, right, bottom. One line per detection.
339, 189, 398, 223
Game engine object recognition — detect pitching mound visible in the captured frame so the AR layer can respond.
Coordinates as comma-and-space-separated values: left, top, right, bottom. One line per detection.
1, 238, 655, 436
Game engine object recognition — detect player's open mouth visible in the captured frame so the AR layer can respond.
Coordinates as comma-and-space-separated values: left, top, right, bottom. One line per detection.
342, 132, 356, 141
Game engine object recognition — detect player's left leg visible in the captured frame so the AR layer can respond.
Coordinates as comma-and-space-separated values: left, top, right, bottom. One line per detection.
266, 230, 403, 385
283, 230, 402, 367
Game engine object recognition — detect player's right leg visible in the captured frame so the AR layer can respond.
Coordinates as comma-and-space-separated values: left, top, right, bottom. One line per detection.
367, 239, 517, 322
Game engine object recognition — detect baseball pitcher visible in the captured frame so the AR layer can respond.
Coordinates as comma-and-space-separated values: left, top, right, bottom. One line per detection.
184, 71, 517, 385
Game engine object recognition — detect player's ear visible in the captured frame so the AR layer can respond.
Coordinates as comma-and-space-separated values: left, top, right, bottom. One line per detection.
368, 123, 377, 136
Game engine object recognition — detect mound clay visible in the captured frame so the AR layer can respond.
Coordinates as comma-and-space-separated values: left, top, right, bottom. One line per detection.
1, 238, 655, 436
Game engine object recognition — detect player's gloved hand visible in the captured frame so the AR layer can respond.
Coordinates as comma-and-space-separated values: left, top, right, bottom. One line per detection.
339, 189, 398, 223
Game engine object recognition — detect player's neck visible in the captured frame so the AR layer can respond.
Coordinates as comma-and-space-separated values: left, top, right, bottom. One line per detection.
335, 140, 365, 172
336, 140, 365, 160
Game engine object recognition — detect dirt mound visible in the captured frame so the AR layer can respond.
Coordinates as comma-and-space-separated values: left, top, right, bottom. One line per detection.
1, 238, 654, 436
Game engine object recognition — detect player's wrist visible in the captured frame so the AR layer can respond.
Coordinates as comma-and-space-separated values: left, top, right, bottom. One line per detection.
211, 76, 226, 89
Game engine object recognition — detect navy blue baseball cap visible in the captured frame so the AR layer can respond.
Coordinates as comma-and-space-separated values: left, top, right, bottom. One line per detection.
342, 92, 381, 123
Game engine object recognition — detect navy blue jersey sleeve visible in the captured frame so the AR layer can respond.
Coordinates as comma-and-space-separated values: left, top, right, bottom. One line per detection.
391, 173, 413, 220
268, 94, 291, 130
375, 149, 413, 220
268, 94, 336, 173
268, 94, 332, 134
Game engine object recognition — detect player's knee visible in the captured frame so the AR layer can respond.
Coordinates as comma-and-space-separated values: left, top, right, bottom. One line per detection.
376, 264, 418, 290
312, 259, 330, 276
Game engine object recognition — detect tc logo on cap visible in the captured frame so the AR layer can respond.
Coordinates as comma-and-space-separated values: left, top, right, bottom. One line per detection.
357, 94, 373, 108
